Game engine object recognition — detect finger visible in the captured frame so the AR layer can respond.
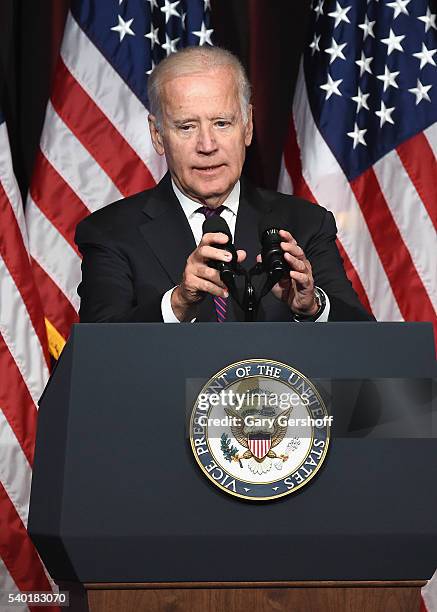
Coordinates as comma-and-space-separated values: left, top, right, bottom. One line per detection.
196, 278, 229, 298
191, 263, 226, 286
279, 229, 297, 244
237, 249, 247, 264
290, 270, 313, 288
284, 252, 308, 272
201, 232, 229, 246
198, 245, 234, 263
281, 241, 305, 258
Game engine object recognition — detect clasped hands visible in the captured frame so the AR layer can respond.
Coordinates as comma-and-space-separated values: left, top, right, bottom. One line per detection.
171, 230, 318, 321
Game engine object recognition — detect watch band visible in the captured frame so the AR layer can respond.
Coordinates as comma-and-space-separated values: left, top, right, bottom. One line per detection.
293, 288, 326, 322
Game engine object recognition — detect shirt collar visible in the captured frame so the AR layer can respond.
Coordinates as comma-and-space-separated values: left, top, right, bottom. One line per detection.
171, 178, 240, 220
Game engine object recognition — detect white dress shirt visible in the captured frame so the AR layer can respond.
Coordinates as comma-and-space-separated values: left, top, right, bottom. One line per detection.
161, 179, 329, 322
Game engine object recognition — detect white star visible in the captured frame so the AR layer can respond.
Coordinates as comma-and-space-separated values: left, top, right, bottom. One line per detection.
320, 74, 343, 99
328, 2, 351, 28
381, 28, 405, 55
310, 33, 321, 55
181, 11, 187, 30
325, 39, 347, 64
408, 79, 432, 105
377, 65, 400, 91
314, 0, 324, 18
418, 8, 437, 33
203, 0, 211, 9
375, 101, 395, 127
146, 0, 158, 8
146, 60, 156, 76
161, 33, 180, 55
413, 43, 437, 70
386, 0, 411, 19
160, 0, 180, 24
145, 25, 159, 48
111, 15, 135, 42
347, 123, 367, 149
358, 15, 375, 40
192, 21, 213, 46
355, 51, 373, 76
351, 87, 370, 112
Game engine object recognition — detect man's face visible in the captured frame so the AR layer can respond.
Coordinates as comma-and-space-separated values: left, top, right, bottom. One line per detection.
149, 66, 253, 208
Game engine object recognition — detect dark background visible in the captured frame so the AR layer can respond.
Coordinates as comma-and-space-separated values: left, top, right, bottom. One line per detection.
0, 0, 312, 200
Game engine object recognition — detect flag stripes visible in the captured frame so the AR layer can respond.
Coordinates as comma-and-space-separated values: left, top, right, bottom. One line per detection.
0, 116, 56, 609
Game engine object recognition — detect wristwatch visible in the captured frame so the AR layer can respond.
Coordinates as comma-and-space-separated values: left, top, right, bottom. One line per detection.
293, 288, 326, 322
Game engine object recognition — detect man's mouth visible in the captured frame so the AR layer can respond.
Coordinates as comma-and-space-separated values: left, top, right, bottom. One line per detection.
193, 165, 224, 174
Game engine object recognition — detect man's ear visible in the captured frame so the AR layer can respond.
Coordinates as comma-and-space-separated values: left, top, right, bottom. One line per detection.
245, 104, 253, 147
148, 114, 165, 155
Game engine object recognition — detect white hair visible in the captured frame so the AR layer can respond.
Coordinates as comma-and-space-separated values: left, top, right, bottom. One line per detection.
147, 46, 251, 130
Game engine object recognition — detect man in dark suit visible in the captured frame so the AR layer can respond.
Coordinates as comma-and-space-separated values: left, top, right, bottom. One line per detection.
75, 46, 372, 324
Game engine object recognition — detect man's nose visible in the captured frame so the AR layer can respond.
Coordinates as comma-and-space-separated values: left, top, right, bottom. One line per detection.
196, 125, 218, 154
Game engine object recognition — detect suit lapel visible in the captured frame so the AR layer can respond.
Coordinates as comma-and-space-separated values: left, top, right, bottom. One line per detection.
139, 174, 196, 287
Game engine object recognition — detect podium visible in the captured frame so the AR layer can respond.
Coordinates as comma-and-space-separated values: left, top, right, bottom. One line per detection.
29, 322, 436, 611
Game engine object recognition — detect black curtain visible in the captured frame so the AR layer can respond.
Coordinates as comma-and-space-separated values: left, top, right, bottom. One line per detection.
0, 0, 311, 199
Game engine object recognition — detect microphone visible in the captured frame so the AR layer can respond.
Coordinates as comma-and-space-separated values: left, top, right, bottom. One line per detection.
202, 215, 238, 289
258, 212, 289, 287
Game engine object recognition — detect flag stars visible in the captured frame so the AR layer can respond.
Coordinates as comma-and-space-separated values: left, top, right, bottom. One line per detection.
310, 33, 321, 55
146, 60, 156, 76
203, 0, 211, 10
356, 51, 373, 76
325, 39, 347, 64
320, 74, 343, 99
328, 2, 351, 28
161, 33, 180, 55
381, 29, 405, 55
351, 87, 370, 113
408, 80, 432, 104
375, 101, 395, 127
412, 44, 436, 70
314, 0, 324, 19
146, 0, 158, 8
347, 123, 367, 149
145, 25, 160, 49
160, 0, 180, 24
377, 65, 400, 91
418, 8, 437, 33
386, 0, 411, 20
192, 21, 214, 46
358, 15, 375, 40
111, 15, 135, 42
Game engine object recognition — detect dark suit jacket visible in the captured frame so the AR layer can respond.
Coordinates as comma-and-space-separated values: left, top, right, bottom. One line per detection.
75, 173, 373, 323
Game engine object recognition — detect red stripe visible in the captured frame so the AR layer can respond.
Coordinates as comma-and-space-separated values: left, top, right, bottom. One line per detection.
396, 133, 437, 231
0, 337, 37, 466
0, 183, 50, 368
30, 151, 89, 255
31, 258, 79, 341
283, 118, 315, 203
420, 596, 428, 612
0, 482, 55, 607
350, 168, 436, 322
51, 58, 156, 196
283, 120, 373, 315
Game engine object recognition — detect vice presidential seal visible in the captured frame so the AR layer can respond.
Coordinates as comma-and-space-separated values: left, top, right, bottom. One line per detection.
189, 359, 331, 501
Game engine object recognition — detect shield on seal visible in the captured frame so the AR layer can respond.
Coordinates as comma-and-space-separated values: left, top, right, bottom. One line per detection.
248, 433, 272, 460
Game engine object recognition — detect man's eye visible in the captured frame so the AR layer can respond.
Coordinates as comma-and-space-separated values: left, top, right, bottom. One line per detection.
215, 121, 230, 128
179, 124, 194, 131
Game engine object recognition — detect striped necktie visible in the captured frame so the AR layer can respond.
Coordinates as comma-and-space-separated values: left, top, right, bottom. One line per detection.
198, 205, 228, 322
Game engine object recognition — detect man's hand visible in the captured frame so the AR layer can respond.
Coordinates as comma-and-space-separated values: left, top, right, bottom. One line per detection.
258, 229, 318, 316
171, 233, 246, 321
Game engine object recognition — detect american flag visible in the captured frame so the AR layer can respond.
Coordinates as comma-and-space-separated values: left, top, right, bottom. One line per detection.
278, 0, 437, 325
26, 0, 213, 359
0, 112, 56, 607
